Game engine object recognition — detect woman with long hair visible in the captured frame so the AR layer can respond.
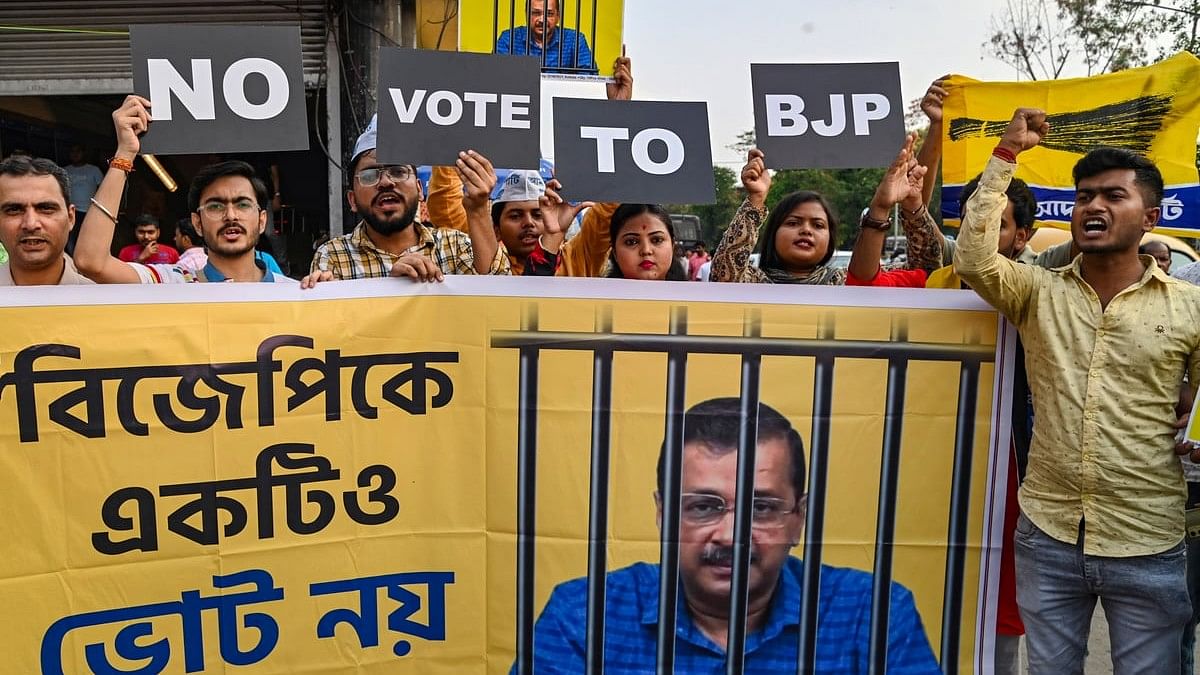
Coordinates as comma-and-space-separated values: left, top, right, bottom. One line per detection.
604, 203, 690, 281
710, 139, 941, 286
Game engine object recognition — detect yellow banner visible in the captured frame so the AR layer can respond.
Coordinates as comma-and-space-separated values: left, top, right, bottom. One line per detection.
941, 52, 1200, 237
0, 279, 1011, 673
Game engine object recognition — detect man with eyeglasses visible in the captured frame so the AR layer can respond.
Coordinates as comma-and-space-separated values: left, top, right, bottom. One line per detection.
522, 397, 939, 673
494, 0, 598, 76
304, 115, 510, 283
75, 96, 314, 285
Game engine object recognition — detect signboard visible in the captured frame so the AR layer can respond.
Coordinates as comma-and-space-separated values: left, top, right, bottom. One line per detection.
553, 99, 715, 204
130, 24, 309, 154
751, 62, 905, 169
375, 48, 542, 169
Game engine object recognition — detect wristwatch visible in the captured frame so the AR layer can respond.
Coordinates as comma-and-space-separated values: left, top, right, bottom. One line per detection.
860, 210, 890, 231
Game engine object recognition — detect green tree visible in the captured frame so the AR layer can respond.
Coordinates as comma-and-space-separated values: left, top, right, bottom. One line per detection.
766, 168, 886, 249
666, 165, 741, 246
689, 129, 891, 250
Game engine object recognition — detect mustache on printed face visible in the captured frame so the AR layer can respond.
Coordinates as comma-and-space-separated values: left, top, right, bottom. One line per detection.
699, 545, 759, 567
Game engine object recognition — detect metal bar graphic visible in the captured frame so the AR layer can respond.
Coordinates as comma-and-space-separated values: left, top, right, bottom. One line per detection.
514, 306, 539, 675
940, 361, 981, 672
562, 0, 572, 71
488, 311, 996, 672
868, 320, 910, 675
797, 316, 836, 673
656, 307, 688, 674
491, 332, 994, 363
589, 0, 598, 73
725, 312, 762, 675
585, 309, 614, 675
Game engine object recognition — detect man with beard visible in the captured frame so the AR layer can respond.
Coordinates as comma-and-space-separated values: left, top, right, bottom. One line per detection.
521, 398, 939, 673
74, 96, 305, 285
955, 108, 1200, 673
425, 54, 631, 277
306, 115, 510, 282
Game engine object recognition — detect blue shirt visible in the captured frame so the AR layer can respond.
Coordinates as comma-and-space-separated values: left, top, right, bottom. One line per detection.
202, 258, 283, 283
255, 251, 283, 275
520, 558, 940, 674
494, 26, 597, 75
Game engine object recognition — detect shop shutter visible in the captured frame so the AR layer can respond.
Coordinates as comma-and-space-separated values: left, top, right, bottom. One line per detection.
0, 0, 329, 95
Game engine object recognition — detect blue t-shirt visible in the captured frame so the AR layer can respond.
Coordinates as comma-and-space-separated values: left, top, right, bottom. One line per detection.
494, 26, 597, 74
518, 558, 940, 674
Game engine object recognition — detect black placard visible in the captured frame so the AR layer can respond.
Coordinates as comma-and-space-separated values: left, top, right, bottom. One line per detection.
751, 62, 904, 169
131, 24, 309, 155
553, 99, 715, 204
375, 49, 542, 168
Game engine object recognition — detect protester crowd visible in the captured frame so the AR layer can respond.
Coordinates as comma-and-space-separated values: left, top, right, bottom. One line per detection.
6, 45, 1200, 675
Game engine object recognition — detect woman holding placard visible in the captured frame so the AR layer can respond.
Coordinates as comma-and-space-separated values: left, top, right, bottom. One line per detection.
710, 140, 940, 286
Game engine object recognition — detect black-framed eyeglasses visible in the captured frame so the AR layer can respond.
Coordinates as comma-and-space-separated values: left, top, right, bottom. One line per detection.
355, 165, 415, 187
196, 198, 261, 220
679, 492, 803, 529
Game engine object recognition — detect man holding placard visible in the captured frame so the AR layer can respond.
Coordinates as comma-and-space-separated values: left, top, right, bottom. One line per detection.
305, 116, 511, 283
74, 97, 304, 285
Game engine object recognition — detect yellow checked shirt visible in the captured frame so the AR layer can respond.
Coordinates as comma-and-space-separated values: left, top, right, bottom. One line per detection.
310, 221, 510, 279
955, 155, 1200, 557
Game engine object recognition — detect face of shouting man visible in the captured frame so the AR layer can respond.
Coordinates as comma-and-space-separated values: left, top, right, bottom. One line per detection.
192, 175, 266, 258
346, 150, 421, 237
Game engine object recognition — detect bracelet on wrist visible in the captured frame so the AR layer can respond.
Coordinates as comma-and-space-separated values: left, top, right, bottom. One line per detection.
860, 210, 891, 231
108, 156, 134, 173
992, 145, 1017, 164
89, 197, 117, 223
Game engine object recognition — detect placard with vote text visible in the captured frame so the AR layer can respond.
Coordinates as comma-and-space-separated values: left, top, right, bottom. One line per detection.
376, 48, 542, 168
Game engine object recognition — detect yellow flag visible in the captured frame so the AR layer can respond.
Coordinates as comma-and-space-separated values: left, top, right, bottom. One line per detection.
941, 52, 1200, 237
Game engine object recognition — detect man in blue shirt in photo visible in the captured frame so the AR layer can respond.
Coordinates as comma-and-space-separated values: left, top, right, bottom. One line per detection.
522, 397, 940, 673
494, 0, 598, 75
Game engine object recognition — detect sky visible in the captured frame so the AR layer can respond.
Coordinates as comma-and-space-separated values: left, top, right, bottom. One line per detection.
540, 0, 1029, 166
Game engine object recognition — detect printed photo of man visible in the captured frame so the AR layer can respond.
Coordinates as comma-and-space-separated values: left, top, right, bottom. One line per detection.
520, 397, 940, 673
494, 0, 598, 75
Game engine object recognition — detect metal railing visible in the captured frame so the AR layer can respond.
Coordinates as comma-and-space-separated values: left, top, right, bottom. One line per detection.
493, 305, 995, 674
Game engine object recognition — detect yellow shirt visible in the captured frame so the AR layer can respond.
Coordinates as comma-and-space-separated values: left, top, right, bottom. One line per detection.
954, 155, 1200, 557
925, 265, 963, 290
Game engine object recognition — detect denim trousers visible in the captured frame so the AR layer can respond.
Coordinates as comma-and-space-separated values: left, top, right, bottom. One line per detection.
1184, 528, 1200, 674
1014, 511, 1191, 675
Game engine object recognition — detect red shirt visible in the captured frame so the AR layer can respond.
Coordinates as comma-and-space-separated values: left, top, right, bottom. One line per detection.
118, 243, 180, 265
844, 268, 928, 287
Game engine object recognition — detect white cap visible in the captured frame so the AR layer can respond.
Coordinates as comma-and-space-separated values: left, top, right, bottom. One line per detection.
493, 170, 546, 203
352, 114, 378, 164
